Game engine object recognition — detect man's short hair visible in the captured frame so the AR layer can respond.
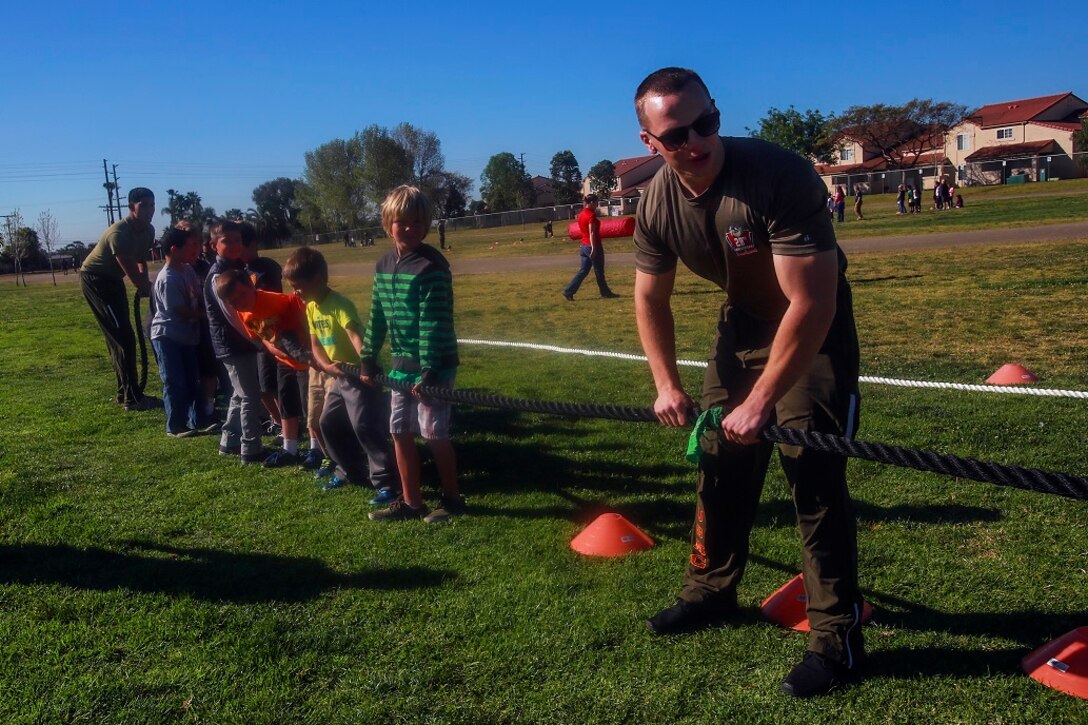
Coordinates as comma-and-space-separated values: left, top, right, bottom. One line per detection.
380, 185, 434, 234
162, 227, 191, 255
215, 268, 251, 299
584, 193, 599, 205
283, 246, 328, 283
634, 67, 712, 126
127, 187, 154, 207
239, 221, 258, 247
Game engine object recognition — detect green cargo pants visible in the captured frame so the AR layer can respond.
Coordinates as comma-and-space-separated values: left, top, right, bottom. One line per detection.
681, 296, 864, 667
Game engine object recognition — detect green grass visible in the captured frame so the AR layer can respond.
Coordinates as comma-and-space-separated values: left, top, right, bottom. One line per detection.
1, 239, 1087, 722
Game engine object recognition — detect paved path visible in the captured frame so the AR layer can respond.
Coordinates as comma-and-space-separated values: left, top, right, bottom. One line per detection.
7, 221, 1088, 284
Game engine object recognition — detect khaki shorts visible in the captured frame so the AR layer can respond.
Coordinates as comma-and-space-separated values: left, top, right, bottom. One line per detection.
389, 374, 454, 440
307, 368, 335, 425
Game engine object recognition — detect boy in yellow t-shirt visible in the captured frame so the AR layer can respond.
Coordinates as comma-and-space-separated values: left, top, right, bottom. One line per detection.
283, 247, 400, 497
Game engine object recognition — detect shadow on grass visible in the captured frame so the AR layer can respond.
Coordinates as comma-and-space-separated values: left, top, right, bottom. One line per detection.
0, 541, 455, 603
448, 407, 695, 538
755, 497, 1002, 529
748, 553, 1080, 678
851, 274, 924, 284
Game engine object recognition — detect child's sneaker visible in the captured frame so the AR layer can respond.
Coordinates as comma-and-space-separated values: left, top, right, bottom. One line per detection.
241, 448, 270, 465
301, 449, 323, 470
424, 495, 467, 524
369, 487, 399, 506
198, 422, 222, 434
322, 475, 349, 492
167, 429, 198, 438
219, 444, 240, 457
368, 498, 429, 522
314, 459, 336, 479
263, 450, 301, 468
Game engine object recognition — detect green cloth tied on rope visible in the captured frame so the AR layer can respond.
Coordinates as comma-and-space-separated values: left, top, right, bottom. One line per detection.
686, 407, 724, 465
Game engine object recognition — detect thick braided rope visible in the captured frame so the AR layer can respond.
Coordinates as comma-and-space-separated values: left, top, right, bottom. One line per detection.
133, 294, 148, 396
341, 367, 1088, 501
456, 339, 1088, 399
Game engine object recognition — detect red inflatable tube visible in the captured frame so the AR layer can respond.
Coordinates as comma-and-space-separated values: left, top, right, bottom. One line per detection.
568, 216, 636, 241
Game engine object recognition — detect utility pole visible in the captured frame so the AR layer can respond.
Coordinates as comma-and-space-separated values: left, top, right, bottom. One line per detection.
112, 165, 123, 221
102, 159, 115, 225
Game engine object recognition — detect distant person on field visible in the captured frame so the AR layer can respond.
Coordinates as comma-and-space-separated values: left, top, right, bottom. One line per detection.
543, 220, 554, 238
216, 269, 311, 468
205, 220, 266, 464
284, 246, 400, 497
833, 185, 846, 222
561, 193, 620, 301
363, 185, 464, 523
240, 221, 285, 439
896, 184, 907, 215
853, 184, 864, 220
150, 228, 213, 437
438, 218, 448, 250
911, 184, 922, 213
80, 187, 157, 411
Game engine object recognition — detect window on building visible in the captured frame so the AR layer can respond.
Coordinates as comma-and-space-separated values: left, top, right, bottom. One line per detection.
997, 128, 1014, 140
841, 147, 854, 161
956, 134, 970, 151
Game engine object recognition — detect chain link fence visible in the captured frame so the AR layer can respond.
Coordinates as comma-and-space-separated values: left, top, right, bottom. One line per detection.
829, 151, 1087, 194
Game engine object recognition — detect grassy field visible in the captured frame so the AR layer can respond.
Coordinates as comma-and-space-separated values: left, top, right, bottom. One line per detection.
1, 238, 1087, 722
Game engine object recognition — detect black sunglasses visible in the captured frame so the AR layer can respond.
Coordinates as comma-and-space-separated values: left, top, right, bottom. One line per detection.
645, 109, 721, 152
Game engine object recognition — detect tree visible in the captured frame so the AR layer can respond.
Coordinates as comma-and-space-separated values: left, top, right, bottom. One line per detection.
480, 152, 533, 212
433, 171, 473, 218
549, 150, 583, 205
36, 210, 60, 285
357, 124, 412, 206
222, 208, 244, 221
748, 106, 841, 164
301, 136, 368, 229
161, 190, 207, 226
251, 177, 301, 243
832, 99, 968, 169
2, 210, 28, 285
392, 122, 445, 197
586, 159, 616, 199
1074, 120, 1088, 174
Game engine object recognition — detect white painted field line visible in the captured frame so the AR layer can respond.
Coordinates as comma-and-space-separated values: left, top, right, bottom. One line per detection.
457, 338, 1088, 400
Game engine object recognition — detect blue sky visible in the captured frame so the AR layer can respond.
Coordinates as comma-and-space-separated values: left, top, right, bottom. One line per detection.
2, 1, 1085, 243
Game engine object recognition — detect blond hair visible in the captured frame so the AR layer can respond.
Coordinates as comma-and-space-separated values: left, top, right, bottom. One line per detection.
380, 185, 434, 235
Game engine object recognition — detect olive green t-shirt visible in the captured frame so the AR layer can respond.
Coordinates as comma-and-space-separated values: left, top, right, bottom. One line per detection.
634, 136, 845, 320
81, 217, 154, 280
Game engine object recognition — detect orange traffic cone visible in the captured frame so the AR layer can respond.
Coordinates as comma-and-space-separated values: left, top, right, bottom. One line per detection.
570, 513, 654, 557
1022, 627, 1088, 699
986, 363, 1039, 385
760, 573, 874, 632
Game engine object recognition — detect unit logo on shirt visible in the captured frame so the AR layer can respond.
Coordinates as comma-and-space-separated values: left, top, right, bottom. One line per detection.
724, 225, 757, 256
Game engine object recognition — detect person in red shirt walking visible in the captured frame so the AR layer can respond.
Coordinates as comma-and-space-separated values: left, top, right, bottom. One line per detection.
561, 194, 620, 301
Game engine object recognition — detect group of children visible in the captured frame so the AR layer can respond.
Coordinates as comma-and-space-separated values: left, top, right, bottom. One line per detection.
148, 186, 464, 523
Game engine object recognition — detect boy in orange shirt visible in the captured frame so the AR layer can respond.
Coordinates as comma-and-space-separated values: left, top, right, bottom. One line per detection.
215, 269, 311, 467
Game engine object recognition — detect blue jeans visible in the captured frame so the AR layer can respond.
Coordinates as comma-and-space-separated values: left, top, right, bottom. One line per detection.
152, 337, 201, 433
563, 245, 612, 297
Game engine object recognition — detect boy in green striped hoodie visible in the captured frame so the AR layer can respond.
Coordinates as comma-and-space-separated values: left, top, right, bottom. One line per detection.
362, 186, 464, 523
